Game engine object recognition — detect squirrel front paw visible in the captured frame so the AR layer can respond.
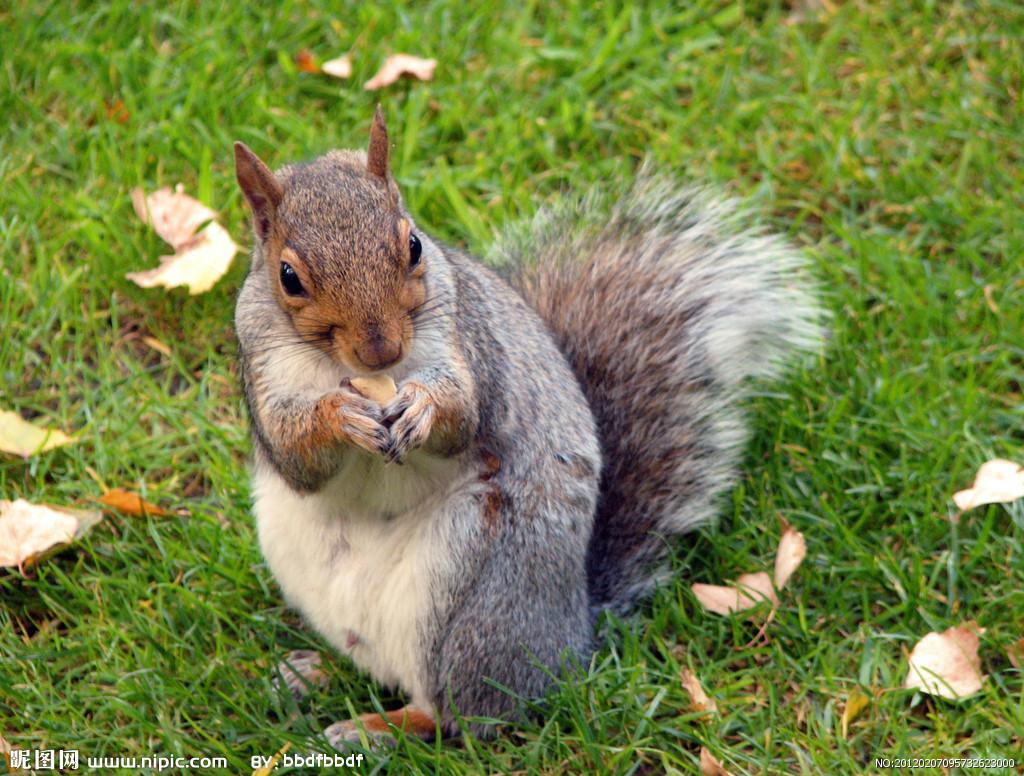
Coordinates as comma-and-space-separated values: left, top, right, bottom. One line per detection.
383, 381, 435, 463
322, 389, 390, 457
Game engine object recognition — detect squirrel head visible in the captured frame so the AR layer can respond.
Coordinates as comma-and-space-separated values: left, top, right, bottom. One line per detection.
233, 107, 427, 373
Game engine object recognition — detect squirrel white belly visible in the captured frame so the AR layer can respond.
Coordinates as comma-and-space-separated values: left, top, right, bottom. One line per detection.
253, 449, 470, 704
232, 107, 822, 744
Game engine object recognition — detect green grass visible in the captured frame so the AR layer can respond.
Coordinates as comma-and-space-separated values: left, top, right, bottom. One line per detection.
1, 0, 1022, 773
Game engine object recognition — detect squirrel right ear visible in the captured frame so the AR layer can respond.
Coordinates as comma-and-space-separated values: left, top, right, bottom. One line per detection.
366, 105, 390, 181
234, 142, 283, 241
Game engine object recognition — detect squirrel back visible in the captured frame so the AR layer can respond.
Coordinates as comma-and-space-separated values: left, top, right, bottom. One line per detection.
496, 176, 824, 614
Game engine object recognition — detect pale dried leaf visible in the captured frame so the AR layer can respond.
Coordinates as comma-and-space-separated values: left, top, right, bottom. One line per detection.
127, 221, 238, 294
680, 668, 718, 713
364, 54, 437, 90
692, 572, 778, 616
131, 185, 217, 251
0, 500, 102, 571
699, 747, 734, 776
904, 622, 986, 699
99, 488, 168, 517
0, 410, 74, 458
841, 690, 870, 738
322, 55, 352, 79
774, 525, 806, 589
1006, 637, 1024, 669
952, 459, 1024, 511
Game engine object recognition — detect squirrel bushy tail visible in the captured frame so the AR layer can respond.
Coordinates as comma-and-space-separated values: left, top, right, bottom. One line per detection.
494, 174, 824, 615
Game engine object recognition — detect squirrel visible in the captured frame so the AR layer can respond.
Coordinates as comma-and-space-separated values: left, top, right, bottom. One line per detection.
232, 107, 822, 748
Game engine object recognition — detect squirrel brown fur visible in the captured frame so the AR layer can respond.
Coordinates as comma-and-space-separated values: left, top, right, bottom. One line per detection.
232, 107, 822, 747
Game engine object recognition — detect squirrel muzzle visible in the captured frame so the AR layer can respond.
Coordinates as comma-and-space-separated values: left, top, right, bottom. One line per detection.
353, 328, 402, 371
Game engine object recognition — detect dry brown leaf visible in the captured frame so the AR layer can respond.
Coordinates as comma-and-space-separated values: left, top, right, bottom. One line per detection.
953, 459, 1024, 511
699, 747, 734, 776
99, 488, 168, 517
904, 622, 986, 699
680, 668, 718, 713
350, 375, 397, 403
0, 499, 103, 572
295, 49, 320, 73
364, 54, 437, 90
322, 55, 352, 79
774, 524, 806, 589
692, 571, 778, 616
129, 186, 238, 294
0, 410, 74, 458
840, 690, 870, 738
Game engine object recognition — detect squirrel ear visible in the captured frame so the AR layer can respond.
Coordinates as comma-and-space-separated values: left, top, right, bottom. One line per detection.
366, 105, 390, 180
234, 142, 283, 241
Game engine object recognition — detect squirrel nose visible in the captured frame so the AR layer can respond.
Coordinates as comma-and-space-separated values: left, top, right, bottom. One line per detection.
354, 333, 402, 370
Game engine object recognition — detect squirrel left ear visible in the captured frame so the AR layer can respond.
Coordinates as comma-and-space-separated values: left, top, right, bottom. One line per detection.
234, 142, 283, 242
367, 105, 390, 180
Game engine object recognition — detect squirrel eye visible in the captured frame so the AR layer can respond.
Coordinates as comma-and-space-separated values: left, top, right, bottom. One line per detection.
279, 261, 305, 296
409, 233, 422, 267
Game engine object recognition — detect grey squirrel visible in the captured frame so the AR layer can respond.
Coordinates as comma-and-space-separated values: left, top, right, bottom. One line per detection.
232, 107, 822, 747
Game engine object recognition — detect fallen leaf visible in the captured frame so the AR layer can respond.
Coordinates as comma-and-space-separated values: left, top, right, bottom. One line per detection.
98, 488, 168, 517
105, 98, 130, 125
952, 459, 1024, 511
127, 221, 238, 294
322, 55, 352, 79
699, 747, 734, 776
131, 185, 218, 251
0, 410, 74, 458
680, 668, 718, 713
773, 524, 806, 589
692, 571, 778, 616
141, 335, 172, 357
364, 54, 437, 90
841, 690, 870, 738
904, 622, 986, 699
1005, 637, 1024, 669
252, 741, 291, 776
295, 49, 320, 73
128, 185, 238, 294
0, 499, 103, 572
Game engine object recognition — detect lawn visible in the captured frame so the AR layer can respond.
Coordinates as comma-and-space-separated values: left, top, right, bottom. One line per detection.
1, 0, 1022, 773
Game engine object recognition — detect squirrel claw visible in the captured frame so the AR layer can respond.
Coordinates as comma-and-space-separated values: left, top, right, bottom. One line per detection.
384, 382, 435, 461
323, 719, 395, 752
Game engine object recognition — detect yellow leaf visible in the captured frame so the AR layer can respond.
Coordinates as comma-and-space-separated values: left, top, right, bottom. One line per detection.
841, 690, 870, 738
128, 185, 238, 295
0, 410, 74, 458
